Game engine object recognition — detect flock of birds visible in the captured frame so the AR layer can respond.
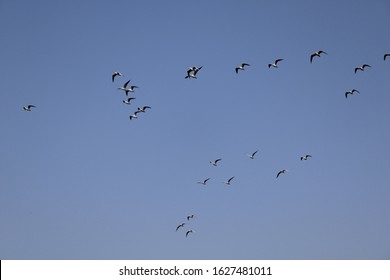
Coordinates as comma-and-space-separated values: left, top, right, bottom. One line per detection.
21, 50, 390, 239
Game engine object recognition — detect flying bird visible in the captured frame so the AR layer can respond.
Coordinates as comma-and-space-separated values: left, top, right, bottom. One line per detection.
118, 80, 131, 92
129, 111, 140, 120
210, 159, 222, 166
124, 85, 139, 96
187, 214, 194, 221
235, 63, 250, 73
354, 64, 371, 74
247, 150, 258, 159
384, 53, 390, 61
137, 106, 151, 112
122, 97, 136, 105
197, 178, 211, 185
224, 176, 235, 185
112, 71, 123, 82
345, 89, 360, 98
268, 59, 284, 68
186, 229, 193, 237
185, 66, 203, 79
310, 50, 328, 63
300, 155, 312, 161
23, 105, 36, 111
276, 169, 287, 178
176, 223, 186, 231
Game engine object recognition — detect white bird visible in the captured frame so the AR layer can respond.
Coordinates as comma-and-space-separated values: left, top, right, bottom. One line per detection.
268, 58, 284, 68
247, 150, 258, 159
118, 80, 131, 92
23, 105, 36, 111
137, 106, 151, 112
310, 50, 328, 63
224, 176, 235, 185
112, 71, 123, 82
122, 97, 136, 105
129, 111, 140, 120
276, 169, 287, 178
176, 223, 186, 231
197, 178, 210, 185
187, 214, 194, 221
210, 159, 222, 166
185, 66, 203, 79
354, 64, 371, 74
186, 229, 194, 238
345, 89, 360, 98
235, 63, 250, 73
300, 154, 312, 161
384, 53, 390, 61
124, 85, 139, 96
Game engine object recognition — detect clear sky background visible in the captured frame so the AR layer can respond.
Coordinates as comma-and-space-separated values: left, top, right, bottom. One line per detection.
1, 0, 389, 260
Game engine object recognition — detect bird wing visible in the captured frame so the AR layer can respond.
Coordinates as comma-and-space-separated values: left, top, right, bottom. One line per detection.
354, 68, 360, 73
252, 150, 258, 157
123, 80, 130, 88
319, 50, 328, 55
242, 63, 250, 67
228, 176, 234, 183
235, 67, 239, 73
310, 53, 316, 63
275, 58, 283, 64
276, 171, 282, 178
352, 89, 360, 93
384, 54, 390, 61
363, 64, 371, 68
112, 73, 116, 82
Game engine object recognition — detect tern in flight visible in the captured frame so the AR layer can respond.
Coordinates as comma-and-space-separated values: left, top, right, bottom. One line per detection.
187, 214, 194, 221
122, 97, 136, 105
268, 59, 284, 68
23, 105, 36, 111
198, 178, 211, 185
276, 169, 287, 178
345, 89, 360, 98
176, 223, 186, 231
247, 150, 258, 159
235, 63, 250, 73
185, 66, 203, 79
210, 159, 222, 166
300, 155, 312, 161
137, 106, 151, 112
224, 176, 235, 185
129, 111, 140, 120
354, 64, 371, 74
186, 229, 193, 237
310, 50, 328, 63
384, 53, 390, 61
112, 71, 123, 82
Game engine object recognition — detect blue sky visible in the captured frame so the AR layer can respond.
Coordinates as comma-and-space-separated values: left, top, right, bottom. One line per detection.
0, 0, 389, 259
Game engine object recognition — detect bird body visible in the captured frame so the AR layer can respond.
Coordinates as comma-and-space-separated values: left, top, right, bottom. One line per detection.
210, 159, 222, 166
137, 106, 151, 112
247, 150, 258, 159
129, 111, 140, 120
345, 89, 360, 98
122, 97, 136, 105
268, 59, 283, 68
224, 176, 235, 185
185, 66, 202, 79
198, 178, 210, 185
354, 64, 371, 73
112, 71, 123, 82
300, 155, 312, 161
276, 169, 287, 178
310, 50, 328, 63
23, 105, 36, 111
176, 223, 186, 231
235, 63, 250, 73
